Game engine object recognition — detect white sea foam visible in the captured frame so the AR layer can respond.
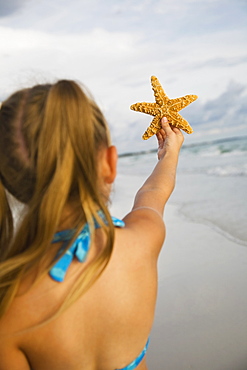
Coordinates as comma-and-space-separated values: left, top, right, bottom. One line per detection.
182, 136, 247, 159
207, 165, 247, 177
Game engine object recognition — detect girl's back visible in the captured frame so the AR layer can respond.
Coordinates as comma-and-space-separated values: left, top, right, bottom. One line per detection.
1, 209, 164, 369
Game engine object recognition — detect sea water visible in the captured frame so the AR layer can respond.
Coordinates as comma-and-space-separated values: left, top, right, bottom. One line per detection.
114, 135, 247, 246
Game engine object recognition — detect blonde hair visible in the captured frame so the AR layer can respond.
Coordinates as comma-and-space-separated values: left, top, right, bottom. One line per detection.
0, 80, 114, 319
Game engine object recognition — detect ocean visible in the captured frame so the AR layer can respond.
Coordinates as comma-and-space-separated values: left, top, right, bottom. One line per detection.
114, 135, 247, 246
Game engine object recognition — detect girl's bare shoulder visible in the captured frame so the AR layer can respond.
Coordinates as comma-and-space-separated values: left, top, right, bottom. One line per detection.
117, 207, 166, 259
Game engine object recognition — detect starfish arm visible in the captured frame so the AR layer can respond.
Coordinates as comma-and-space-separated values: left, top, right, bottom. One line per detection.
151, 76, 169, 106
130, 102, 158, 116
168, 94, 198, 112
167, 112, 193, 134
142, 115, 162, 140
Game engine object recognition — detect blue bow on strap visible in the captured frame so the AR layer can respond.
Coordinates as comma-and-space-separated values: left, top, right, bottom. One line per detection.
49, 213, 125, 282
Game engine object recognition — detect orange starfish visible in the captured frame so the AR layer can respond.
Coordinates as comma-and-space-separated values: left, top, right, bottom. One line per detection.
130, 76, 198, 140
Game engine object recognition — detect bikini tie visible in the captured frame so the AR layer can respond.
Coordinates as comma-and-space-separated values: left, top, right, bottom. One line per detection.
49, 212, 125, 282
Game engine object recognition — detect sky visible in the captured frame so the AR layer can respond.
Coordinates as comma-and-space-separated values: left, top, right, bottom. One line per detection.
0, 0, 247, 153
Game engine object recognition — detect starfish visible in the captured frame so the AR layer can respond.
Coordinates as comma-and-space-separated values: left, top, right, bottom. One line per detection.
130, 76, 198, 140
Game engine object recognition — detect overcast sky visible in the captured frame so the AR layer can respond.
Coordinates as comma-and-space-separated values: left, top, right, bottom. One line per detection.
0, 0, 247, 152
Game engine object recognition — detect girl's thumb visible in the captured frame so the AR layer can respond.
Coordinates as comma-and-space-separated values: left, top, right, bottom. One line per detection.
161, 117, 171, 130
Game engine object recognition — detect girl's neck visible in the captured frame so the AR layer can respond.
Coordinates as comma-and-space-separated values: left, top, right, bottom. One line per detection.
57, 201, 85, 231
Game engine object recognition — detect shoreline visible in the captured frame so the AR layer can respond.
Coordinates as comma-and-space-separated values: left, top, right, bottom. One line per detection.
178, 202, 247, 248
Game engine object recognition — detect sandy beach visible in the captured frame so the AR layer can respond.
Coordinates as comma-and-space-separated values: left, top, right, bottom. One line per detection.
147, 204, 247, 370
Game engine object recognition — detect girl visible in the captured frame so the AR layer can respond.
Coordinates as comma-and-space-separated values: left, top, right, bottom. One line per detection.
0, 80, 183, 370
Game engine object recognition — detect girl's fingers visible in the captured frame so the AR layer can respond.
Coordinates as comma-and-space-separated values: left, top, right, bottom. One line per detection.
159, 128, 166, 138
156, 132, 163, 148
163, 120, 184, 139
170, 126, 184, 141
170, 125, 180, 133
161, 117, 172, 132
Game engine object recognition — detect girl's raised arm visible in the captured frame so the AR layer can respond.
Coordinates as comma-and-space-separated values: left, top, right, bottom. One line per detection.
121, 117, 184, 257
132, 117, 184, 216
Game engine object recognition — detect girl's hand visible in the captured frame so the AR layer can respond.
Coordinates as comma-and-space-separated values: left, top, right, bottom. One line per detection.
156, 117, 184, 160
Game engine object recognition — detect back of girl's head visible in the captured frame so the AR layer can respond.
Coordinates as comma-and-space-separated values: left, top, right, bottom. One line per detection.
0, 80, 110, 204
0, 80, 114, 319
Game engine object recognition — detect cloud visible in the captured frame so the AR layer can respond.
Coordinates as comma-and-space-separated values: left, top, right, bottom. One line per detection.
0, 25, 141, 93
181, 82, 247, 144
185, 55, 247, 71
0, 0, 247, 153
189, 82, 246, 125
0, 0, 28, 17
2, 0, 246, 39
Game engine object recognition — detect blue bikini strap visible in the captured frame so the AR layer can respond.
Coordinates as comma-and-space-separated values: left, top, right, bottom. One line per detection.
115, 338, 150, 370
49, 212, 125, 282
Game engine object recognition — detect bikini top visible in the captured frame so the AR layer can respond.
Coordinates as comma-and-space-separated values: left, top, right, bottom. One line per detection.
49, 211, 125, 282
49, 211, 149, 370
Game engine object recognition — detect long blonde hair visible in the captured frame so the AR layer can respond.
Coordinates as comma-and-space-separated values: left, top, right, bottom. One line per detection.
0, 80, 114, 319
